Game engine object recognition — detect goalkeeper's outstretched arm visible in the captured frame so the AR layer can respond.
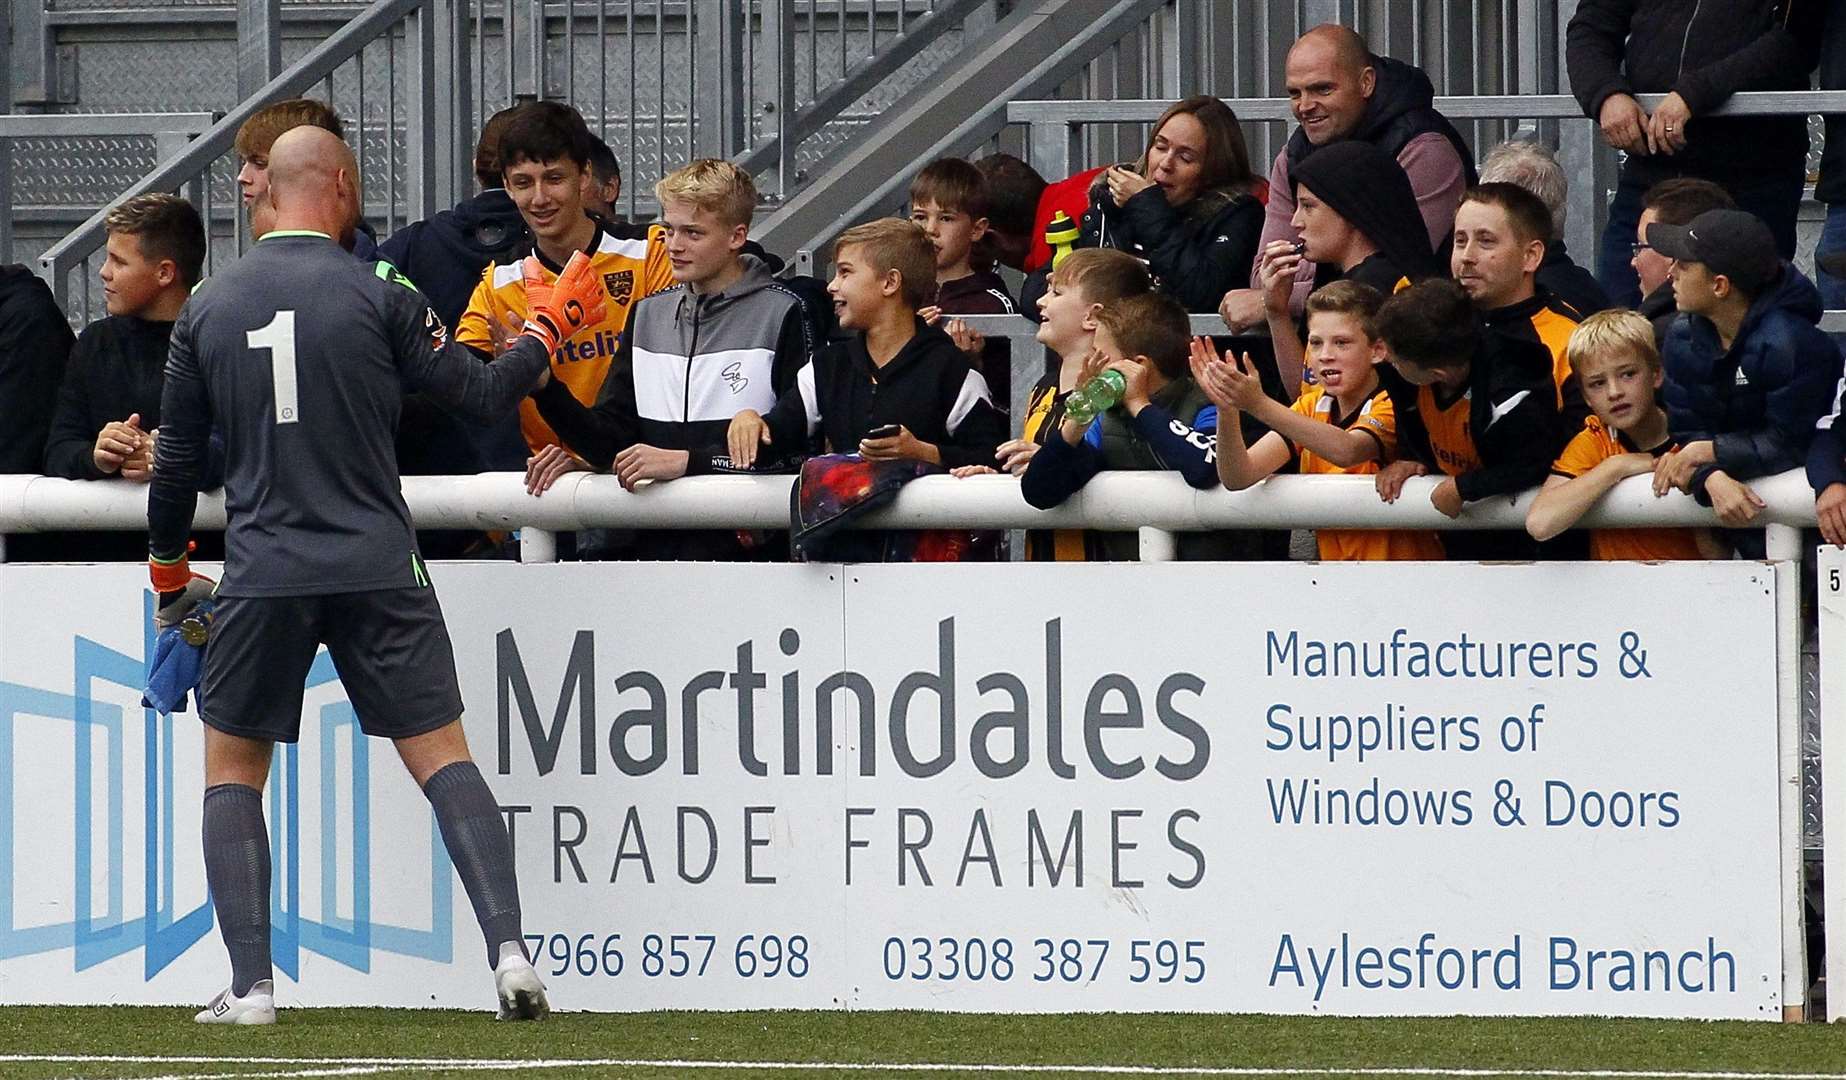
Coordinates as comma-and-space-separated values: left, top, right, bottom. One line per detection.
393, 252, 608, 425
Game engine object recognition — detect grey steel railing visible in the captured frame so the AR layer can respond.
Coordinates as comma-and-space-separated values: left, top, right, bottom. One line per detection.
0, 112, 217, 267
25, 0, 976, 320
35, 0, 454, 317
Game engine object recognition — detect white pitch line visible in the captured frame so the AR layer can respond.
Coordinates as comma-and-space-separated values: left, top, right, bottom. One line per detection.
15, 1059, 1846, 1080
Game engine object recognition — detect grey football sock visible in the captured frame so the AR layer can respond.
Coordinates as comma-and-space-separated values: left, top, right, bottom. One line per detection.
423, 761, 524, 969
201, 783, 272, 997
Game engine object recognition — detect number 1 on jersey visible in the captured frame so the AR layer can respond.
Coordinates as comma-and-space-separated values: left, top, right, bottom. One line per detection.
248, 310, 300, 425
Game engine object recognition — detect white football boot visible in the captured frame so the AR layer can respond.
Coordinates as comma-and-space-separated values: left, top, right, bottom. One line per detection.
195, 979, 276, 1025
494, 942, 550, 1021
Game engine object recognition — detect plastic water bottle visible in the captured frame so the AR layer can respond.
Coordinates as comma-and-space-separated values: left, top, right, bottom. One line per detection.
1045, 211, 1079, 270
1064, 369, 1126, 426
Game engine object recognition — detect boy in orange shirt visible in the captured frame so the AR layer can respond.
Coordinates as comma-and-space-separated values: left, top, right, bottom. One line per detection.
1526, 310, 1709, 559
1195, 280, 1443, 560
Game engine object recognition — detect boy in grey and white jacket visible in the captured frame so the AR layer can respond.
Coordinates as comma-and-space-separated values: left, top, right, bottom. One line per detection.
525, 160, 813, 559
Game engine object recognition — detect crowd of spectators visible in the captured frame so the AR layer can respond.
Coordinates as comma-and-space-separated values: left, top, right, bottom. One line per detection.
5, 6, 1846, 564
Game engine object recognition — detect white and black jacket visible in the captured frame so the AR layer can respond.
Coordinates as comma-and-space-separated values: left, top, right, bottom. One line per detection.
533, 254, 812, 473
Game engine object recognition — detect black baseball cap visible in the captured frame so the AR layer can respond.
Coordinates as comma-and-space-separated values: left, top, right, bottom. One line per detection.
1646, 209, 1780, 295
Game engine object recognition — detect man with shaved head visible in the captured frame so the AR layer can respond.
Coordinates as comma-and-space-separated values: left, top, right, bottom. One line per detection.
1220, 24, 1474, 330
147, 122, 610, 1025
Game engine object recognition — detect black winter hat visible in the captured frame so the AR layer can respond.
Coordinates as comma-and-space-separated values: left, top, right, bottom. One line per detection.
1290, 140, 1444, 282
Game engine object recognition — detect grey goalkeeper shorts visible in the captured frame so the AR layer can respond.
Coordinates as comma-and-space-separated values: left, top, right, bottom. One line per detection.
199, 586, 464, 744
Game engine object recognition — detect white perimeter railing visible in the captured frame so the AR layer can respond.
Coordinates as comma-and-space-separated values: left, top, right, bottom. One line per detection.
0, 467, 1820, 565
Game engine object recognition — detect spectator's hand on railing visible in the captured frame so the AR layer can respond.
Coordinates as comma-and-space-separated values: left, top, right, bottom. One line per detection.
994, 439, 1039, 475
1706, 471, 1765, 527
1647, 92, 1691, 156
918, 305, 942, 325
525, 444, 588, 496
950, 465, 998, 478
1430, 477, 1464, 519
1375, 459, 1427, 503
93, 415, 146, 476
1597, 93, 1651, 155
728, 409, 772, 469
1652, 440, 1713, 496
1257, 241, 1305, 315
1218, 288, 1266, 333
1819, 483, 1846, 547
614, 444, 690, 491
944, 318, 985, 362
120, 427, 157, 484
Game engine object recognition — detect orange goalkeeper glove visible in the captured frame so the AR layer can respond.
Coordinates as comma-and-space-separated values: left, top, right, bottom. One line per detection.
520, 251, 607, 355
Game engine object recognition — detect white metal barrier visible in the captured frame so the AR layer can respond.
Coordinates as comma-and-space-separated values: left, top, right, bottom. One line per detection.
0, 467, 1823, 1019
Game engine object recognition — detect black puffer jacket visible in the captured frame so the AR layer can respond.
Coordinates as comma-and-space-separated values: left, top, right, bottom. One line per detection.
1662, 264, 1841, 501
1078, 181, 1262, 313
1566, 0, 1822, 185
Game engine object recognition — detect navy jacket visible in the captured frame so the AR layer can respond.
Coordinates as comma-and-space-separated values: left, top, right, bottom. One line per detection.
376, 189, 529, 330
1662, 264, 1842, 501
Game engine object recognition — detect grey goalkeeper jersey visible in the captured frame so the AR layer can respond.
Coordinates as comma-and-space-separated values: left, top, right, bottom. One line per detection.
149, 230, 550, 597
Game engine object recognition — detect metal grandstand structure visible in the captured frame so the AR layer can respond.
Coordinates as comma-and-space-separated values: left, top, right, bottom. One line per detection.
7, 0, 1783, 315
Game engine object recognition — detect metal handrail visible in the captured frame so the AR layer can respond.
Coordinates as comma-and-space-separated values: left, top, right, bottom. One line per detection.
0, 113, 218, 138
35, 0, 423, 308
732, 0, 988, 185
1004, 89, 1846, 126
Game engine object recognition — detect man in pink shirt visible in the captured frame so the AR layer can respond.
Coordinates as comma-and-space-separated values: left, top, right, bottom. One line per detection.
1220, 24, 1473, 330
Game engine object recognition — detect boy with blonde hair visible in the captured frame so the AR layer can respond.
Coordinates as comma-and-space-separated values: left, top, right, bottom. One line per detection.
1526, 310, 1707, 559
1198, 280, 1443, 560
729, 218, 1004, 471
526, 158, 812, 560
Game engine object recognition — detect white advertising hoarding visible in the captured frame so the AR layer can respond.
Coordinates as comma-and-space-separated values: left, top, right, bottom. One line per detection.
0, 560, 1784, 1018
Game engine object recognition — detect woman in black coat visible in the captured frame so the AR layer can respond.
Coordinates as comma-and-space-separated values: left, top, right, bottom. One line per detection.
1077, 95, 1265, 313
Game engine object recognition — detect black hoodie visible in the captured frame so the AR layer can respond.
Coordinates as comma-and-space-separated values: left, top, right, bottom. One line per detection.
1284, 54, 1478, 193
0, 266, 74, 473
376, 189, 530, 329
761, 319, 1007, 470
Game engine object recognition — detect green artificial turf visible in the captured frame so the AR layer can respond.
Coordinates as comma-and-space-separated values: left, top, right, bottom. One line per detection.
2, 1009, 1846, 1079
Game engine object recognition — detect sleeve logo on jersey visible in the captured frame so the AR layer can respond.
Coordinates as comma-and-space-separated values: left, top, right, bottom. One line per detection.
424, 307, 450, 352
604, 270, 634, 305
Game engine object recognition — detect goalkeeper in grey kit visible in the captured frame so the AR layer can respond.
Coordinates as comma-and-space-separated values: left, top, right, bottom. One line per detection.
146, 126, 607, 1024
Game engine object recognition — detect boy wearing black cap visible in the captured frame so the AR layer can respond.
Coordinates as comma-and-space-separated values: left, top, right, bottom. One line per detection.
1647, 209, 1841, 548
